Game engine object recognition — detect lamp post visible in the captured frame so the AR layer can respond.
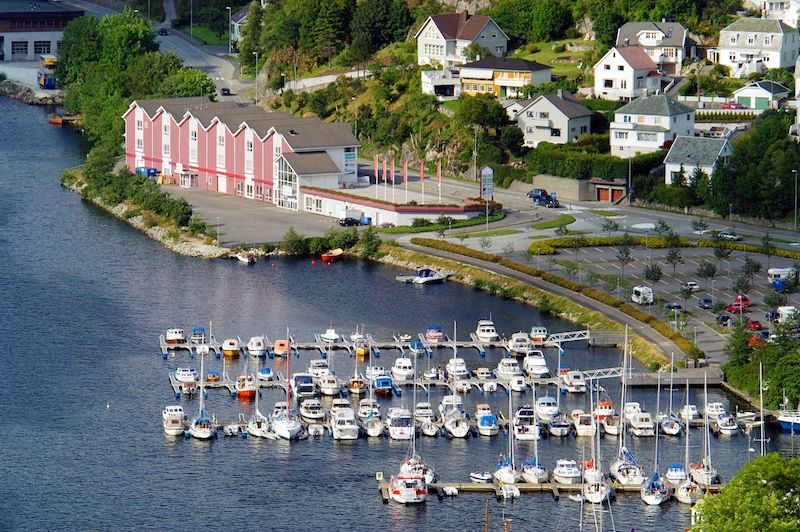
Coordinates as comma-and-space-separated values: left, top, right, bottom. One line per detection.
253, 51, 259, 105
793, 169, 798, 244
216, 217, 221, 246
189, 0, 193, 39
711, 279, 716, 304
628, 146, 632, 205
148, 0, 150, 20
226, 7, 231, 54
350, 96, 357, 139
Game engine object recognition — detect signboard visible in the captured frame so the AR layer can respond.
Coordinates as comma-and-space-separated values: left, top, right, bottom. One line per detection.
480, 166, 494, 197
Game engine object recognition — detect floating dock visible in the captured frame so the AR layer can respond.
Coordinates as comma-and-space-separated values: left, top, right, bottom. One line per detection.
627, 366, 724, 387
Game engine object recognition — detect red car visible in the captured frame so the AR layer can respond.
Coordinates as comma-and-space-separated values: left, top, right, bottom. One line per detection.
727, 302, 748, 313
734, 294, 752, 307
746, 320, 763, 331
722, 102, 746, 110
748, 334, 766, 347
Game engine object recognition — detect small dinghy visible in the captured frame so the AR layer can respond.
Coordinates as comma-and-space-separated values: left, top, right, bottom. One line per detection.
470, 471, 493, 483
223, 424, 240, 437
500, 485, 520, 500
421, 421, 439, 437
442, 487, 458, 497
307, 424, 325, 437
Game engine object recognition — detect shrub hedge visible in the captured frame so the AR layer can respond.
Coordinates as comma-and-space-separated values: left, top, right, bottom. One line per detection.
528, 235, 695, 255
527, 144, 666, 181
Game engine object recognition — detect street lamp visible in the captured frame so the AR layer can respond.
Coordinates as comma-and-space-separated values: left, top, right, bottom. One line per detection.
350, 96, 357, 138
189, 0, 193, 39
216, 217, 221, 246
148, 0, 151, 21
226, 7, 231, 54
253, 51, 259, 105
793, 169, 798, 243
711, 279, 716, 303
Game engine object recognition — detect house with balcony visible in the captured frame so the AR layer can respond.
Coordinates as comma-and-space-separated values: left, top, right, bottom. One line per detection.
421, 68, 462, 99
415, 11, 508, 67
593, 45, 664, 101
459, 56, 551, 99
122, 97, 358, 212
615, 21, 696, 75
663, 136, 731, 185
763, 1, 800, 32
609, 95, 695, 155
715, 17, 799, 77
516, 91, 593, 148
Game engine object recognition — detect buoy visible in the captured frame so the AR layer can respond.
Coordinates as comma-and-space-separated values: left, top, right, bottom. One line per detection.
106, 402, 111, 410
271, 263, 276, 268
311, 260, 316, 266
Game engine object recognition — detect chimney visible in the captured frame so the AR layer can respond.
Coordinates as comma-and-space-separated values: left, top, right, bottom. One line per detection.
625, 38, 629, 46
557, 89, 565, 99
460, 10, 470, 24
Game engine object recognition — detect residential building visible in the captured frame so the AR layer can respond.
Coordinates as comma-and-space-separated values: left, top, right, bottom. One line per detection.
733, 80, 790, 108
230, 6, 248, 43
502, 98, 533, 121
593, 45, 663, 101
616, 21, 696, 75
516, 91, 593, 148
459, 56, 551, 98
0, 0, 83, 61
420, 68, 461, 99
763, 1, 800, 31
715, 18, 799, 77
122, 97, 359, 212
415, 11, 508, 67
609, 95, 695, 155
663, 136, 732, 185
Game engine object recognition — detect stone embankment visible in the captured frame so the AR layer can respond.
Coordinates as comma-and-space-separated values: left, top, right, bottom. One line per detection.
0, 80, 64, 106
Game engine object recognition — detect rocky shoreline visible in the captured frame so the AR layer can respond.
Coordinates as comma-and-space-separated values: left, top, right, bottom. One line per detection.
0, 80, 64, 106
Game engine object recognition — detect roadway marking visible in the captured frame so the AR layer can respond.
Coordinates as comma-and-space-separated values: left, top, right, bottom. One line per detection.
596, 264, 606, 271
736, 257, 746, 263
580, 248, 590, 254
688, 259, 699, 266
593, 247, 605, 253
754, 290, 766, 297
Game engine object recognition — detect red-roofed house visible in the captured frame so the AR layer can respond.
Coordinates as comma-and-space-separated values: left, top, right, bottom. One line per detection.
593, 45, 664, 101
415, 10, 508, 67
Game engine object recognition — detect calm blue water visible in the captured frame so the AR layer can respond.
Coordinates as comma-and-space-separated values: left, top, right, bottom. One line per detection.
0, 97, 793, 530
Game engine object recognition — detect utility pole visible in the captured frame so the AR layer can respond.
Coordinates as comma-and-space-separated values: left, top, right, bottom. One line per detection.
226, 7, 231, 54
189, 0, 193, 39
253, 51, 259, 105
793, 169, 798, 243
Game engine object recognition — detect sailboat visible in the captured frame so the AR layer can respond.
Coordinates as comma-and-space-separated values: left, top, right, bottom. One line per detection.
347, 344, 367, 395
548, 346, 571, 437
583, 379, 612, 504
522, 383, 548, 484
272, 327, 303, 440
608, 329, 645, 486
247, 383, 274, 439
660, 352, 683, 436
675, 380, 701, 504
188, 347, 214, 440
389, 353, 430, 505
640, 377, 671, 505
690, 371, 721, 487
495, 388, 521, 484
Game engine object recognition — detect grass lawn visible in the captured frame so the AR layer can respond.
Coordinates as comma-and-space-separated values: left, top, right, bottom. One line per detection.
590, 209, 622, 217
531, 213, 576, 230
377, 212, 505, 234
441, 100, 460, 114
463, 229, 522, 238
177, 25, 229, 46
513, 39, 598, 78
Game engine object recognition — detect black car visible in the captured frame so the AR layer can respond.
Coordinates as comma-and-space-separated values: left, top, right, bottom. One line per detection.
664, 302, 683, 314
157, 28, 169, 36
220, 88, 231, 96
765, 310, 779, 322
527, 188, 547, 199
716, 314, 733, 326
339, 217, 360, 227
544, 197, 560, 208
697, 297, 714, 309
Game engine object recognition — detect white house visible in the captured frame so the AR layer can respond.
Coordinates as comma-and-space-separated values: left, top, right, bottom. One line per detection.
610, 95, 695, 155
593, 45, 663, 101
663, 136, 732, 185
415, 11, 509, 67
733, 80, 791, 108
615, 21, 697, 75
230, 6, 248, 43
502, 98, 533, 121
517, 91, 593, 148
459, 56, 551, 98
420, 68, 461, 99
716, 18, 799, 77
763, 1, 800, 32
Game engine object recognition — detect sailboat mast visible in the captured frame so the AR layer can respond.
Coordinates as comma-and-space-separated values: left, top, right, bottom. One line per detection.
654, 376, 661, 474
532, 380, 539, 464
199, 347, 205, 416
508, 388, 514, 469
683, 380, 690, 471
286, 326, 291, 407
618, 327, 629, 457
668, 352, 675, 416
704, 371, 712, 466
759, 362, 765, 457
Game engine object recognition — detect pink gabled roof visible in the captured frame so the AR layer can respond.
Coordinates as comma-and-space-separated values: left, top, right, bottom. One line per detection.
615, 45, 657, 70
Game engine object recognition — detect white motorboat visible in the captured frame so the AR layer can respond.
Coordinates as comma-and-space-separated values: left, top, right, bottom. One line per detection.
357, 398, 381, 420
318, 375, 342, 396
703, 401, 726, 420
440, 394, 470, 438
290, 373, 316, 399
189, 354, 214, 440
236, 251, 255, 264
474, 319, 499, 342
414, 402, 435, 424
330, 398, 351, 416
221, 338, 241, 357
509, 375, 527, 392
246, 335, 267, 357
175, 366, 198, 384
474, 367, 493, 380
548, 412, 571, 437
552, 459, 582, 484
445, 357, 470, 380
623, 401, 642, 423
593, 398, 615, 421
529, 326, 548, 346
391, 357, 415, 382
522, 350, 549, 377
307, 359, 330, 379
535, 395, 559, 423
299, 398, 325, 421
271, 401, 302, 440
365, 365, 387, 381
162, 405, 185, 436
513, 404, 539, 441
601, 414, 622, 436
713, 414, 739, 436
562, 370, 586, 393
665, 464, 687, 487
412, 268, 448, 284
257, 367, 274, 381
474, 403, 499, 436
331, 407, 360, 440
500, 484, 520, 499
470, 471, 493, 483
320, 328, 340, 343
680, 403, 699, 423
165, 328, 186, 345
574, 412, 596, 437
495, 358, 522, 381
629, 412, 656, 437
386, 407, 414, 440
507, 332, 533, 356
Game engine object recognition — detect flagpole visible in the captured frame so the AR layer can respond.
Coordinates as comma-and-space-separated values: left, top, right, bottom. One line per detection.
374, 155, 378, 199
391, 159, 395, 204
420, 161, 425, 205
437, 160, 442, 205
403, 160, 408, 203
383, 158, 387, 201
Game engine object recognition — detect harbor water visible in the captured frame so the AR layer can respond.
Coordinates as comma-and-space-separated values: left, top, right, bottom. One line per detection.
1, 97, 796, 530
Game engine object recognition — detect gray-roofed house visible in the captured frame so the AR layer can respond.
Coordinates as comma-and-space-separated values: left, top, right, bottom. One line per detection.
663, 136, 732, 185
763, 0, 800, 30
459, 56, 551, 98
516, 91, 593, 148
593, 45, 664, 101
732, 80, 791, 109
415, 11, 508, 67
715, 18, 799, 77
615, 21, 697, 75
609, 95, 695, 155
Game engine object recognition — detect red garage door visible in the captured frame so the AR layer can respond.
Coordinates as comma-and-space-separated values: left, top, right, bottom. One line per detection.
597, 187, 610, 201
612, 189, 625, 202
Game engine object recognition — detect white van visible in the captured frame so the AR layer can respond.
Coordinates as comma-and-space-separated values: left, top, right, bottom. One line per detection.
767, 268, 796, 282
631, 286, 654, 305
777, 306, 798, 324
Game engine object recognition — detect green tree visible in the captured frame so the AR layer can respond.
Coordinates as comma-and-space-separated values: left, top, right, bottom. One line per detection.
160, 68, 217, 99
97, 8, 157, 72
761, 232, 774, 268
734, 273, 752, 295
616, 235, 633, 278
742, 257, 762, 282
696, 260, 717, 290
463, 42, 492, 61
238, 1, 264, 67
529, 1, 572, 42
350, 0, 410, 62
653, 218, 671, 235
643, 263, 663, 284
478, 236, 493, 252
281, 227, 308, 254
455, 94, 507, 130
56, 16, 101, 87
712, 233, 732, 266
125, 51, 183, 97
665, 246, 685, 276
691, 218, 709, 233
724, 322, 752, 366
601, 218, 619, 236
679, 285, 694, 308
359, 226, 381, 258
554, 224, 570, 237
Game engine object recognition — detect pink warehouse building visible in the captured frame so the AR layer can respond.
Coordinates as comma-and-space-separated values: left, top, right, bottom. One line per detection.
122, 97, 359, 211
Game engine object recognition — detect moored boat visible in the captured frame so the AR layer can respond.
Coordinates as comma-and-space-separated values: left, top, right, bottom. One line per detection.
299, 398, 325, 421
507, 332, 532, 356
474, 403, 499, 436
162, 405, 185, 436
236, 251, 255, 264
246, 335, 267, 357
273, 339, 290, 357
386, 407, 414, 440
319, 375, 341, 396
495, 358, 522, 381
390, 357, 415, 382
424, 325, 444, 343
165, 328, 186, 345
320, 247, 343, 264
221, 338, 241, 357
552, 459, 581, 484
474, 319, 499, 342
234, 371, 257, 399
528, 326, 548, 346
331, 407, 359, 440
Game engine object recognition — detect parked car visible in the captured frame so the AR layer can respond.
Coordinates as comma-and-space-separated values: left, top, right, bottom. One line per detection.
543, 196, 560, 208
727, 301, 748, 313
220, 87, 231, 96
527, 188, 547, 199
698, 297, 714, 309
664, 302, 683, 314
716, 314, 733, 326
734, 293, 751, 307
748, 334, 766, 347
722, 102, 746, 110
339, 217, 360, 227
746, 320, 763, 331
682, 281, 700, 292
717, 229, 742, 241
765, 310, 779, 322
157, 28, 169, 35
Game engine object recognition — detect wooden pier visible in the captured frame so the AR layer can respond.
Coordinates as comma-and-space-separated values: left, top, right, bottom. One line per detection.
167, 371, 287, 398
627, 366, 724, 387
